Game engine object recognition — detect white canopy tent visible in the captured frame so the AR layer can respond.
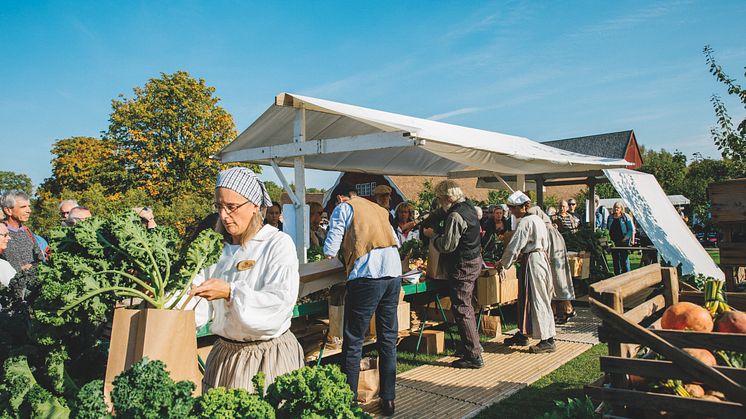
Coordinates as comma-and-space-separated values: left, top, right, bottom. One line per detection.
598, 195, 690, 210
218, 93, 631, 261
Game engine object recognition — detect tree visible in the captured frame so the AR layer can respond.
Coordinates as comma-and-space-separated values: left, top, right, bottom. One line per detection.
264, 181, 283, 203
106, 71, 244, 202
639, 148, 688, 195
704, 45, 746, 162
38, 136, 125, 195
0, 171, 32, 195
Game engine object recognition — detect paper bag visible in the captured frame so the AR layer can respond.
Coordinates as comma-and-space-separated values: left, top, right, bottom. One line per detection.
479, 314, 502, 338
427, 242, 448, 280
357, 357, 379, 403
105, 308, 201, 401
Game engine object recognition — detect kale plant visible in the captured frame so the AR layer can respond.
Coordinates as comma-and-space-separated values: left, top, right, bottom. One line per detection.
265, 365, 371, 419
110, 358, 195, 419
69, 380, 109, 419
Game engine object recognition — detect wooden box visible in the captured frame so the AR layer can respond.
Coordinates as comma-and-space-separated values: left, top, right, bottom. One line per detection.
477, 267, 518, 306
400, 330, 445, 355
370, 301, 411, 336
568, 256, 583, 278
719, 241, 746, 266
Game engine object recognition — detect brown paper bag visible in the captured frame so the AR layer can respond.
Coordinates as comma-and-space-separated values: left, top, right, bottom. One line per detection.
104, 308, 201, 401
479, 314, 502, 338
427, 242, 448, 280
357, 357, 379, 403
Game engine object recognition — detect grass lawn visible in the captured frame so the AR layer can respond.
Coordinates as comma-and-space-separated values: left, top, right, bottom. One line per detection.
603, 248, 720, 272
473, 343, 607, 419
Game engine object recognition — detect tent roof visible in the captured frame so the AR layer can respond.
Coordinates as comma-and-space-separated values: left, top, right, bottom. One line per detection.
219, 93, 631, 176
542, 130, 633, 160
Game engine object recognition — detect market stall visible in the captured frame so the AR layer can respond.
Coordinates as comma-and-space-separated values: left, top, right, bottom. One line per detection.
215, 92, 631, 360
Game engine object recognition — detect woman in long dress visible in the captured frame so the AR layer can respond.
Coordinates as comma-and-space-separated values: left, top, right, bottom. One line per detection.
189, 167, 304, 393
527, 206, 576, 323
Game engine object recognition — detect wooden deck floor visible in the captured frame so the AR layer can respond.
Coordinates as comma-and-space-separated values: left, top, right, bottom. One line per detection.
364, 307, 600, 418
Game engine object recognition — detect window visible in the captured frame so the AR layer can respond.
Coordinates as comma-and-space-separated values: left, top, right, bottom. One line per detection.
355, 182, 376, 197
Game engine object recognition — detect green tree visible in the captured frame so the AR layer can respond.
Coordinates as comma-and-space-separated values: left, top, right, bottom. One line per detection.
0, 171, 33, 194
704, 45, 746, 162
38, 136, 125, 195
639, 148, 688, 195
264, 181, 283, 203
106, 71, 244, 202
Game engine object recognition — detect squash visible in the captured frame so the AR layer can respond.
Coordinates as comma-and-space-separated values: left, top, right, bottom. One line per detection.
683, 348, 717, 367
715, 310, 746, 334
660, 302, 713, 332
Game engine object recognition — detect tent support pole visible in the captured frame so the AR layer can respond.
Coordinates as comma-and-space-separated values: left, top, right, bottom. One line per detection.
294, 108, 308, 263
536, 176, 544, 209
270, 160, 301, 206
492, 174, 515, 193
588, 178, 596, 230
516, 174, 526, 192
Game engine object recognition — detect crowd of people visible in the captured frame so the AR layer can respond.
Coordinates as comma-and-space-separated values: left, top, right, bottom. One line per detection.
0, 175, 651, 417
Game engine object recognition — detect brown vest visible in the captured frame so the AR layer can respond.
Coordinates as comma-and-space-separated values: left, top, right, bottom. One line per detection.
339, 197, 398, 275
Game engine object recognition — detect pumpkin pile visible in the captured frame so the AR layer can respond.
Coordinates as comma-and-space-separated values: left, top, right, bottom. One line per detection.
628, 278, 745, 402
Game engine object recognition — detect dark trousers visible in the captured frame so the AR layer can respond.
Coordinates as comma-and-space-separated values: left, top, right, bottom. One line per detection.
342, 276, 400, 401
447, 255, 483, 359
611, 248, 630, 275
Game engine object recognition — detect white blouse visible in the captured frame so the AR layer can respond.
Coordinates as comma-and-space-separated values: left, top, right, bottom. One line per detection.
190, 225, 299, 341
0, 259, 16, 288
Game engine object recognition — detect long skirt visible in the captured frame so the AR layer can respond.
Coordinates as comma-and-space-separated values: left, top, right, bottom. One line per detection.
203, 329, 305, 394
547, 227, 575, 301
517, 252, 556, 340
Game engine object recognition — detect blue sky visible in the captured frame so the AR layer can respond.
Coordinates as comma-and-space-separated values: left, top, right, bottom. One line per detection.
1, 0, 744, 189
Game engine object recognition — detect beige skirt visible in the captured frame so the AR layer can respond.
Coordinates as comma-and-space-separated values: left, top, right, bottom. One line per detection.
203, 329, 305, 394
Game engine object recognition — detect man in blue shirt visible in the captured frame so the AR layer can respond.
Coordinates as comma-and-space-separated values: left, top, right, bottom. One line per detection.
324, 184, 401, 416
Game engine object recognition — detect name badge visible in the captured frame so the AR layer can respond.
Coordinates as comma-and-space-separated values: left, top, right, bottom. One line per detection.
236, 260, 256, 271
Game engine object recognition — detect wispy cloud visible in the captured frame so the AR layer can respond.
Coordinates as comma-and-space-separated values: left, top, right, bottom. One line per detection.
299, 60, 414, 99
427, 107, 482, 121
577, 1, 686, 35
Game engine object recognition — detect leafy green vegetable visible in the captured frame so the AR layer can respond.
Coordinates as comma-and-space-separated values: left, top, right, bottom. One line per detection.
265, 365, 371, 419
110, 358, 195, 419
0, 356, 70, 419
45, 213, 223, 313
70, 380, 109, 419
194, 387, 275, 419
307, 245, 325, 263
399, 239, 427, 261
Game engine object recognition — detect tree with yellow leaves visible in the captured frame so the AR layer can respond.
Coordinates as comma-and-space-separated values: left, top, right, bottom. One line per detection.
106, 71, 241, 202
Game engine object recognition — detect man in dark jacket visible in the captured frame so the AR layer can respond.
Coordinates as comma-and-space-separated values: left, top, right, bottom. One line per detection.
423, 180, 484, 369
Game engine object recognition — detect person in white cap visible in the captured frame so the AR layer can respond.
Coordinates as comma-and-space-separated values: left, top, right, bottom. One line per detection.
189, 167, 304, 393
497, 191, 557, 353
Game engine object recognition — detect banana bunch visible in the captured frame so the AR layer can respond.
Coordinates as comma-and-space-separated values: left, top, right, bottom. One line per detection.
704, 278, 732, 318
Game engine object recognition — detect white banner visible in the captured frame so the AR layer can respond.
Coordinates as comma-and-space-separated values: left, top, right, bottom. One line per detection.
603, 169, 723, 280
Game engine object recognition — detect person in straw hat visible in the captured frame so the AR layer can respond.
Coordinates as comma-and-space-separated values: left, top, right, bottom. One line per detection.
189, 167, 304, 393
498, 191, 557, 353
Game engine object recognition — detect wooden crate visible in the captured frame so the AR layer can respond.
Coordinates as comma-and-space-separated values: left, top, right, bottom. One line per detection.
477, 267, 518, 306
720, 241, 746, 266
708, 178, 746, 224
586, 264, 746, 416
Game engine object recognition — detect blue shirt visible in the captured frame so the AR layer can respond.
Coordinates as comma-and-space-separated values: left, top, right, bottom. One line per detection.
324, 201, 402, 280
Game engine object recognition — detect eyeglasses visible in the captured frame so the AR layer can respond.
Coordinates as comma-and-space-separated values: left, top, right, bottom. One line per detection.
569, 203, 577, 206
213, 200, 251, 215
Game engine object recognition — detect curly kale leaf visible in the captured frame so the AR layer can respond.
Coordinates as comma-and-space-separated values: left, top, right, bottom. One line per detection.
70, 380, 109, 419
23, 384, 70, 419
110, 358, 195, 419
167, 229, 223, 308
0, 356, 70, 418
194, 387, 275, 419
266, 365, 371, 419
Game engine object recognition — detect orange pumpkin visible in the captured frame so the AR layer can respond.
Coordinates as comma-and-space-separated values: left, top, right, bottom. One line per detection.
660, 302, 713, 332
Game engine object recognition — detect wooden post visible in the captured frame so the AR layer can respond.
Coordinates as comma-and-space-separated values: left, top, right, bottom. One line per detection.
516, 174, 526, 193
536, 176, 544, 209
588, 178, 596, 230
660, 267, 679, 308
293, 108, 308, 263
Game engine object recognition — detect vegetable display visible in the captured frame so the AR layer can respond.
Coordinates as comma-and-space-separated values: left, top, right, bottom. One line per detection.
265, 365, 371, 419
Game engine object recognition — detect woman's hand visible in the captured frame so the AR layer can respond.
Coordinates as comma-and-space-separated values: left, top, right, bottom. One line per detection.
191, 278, 231, 301
422, 227, 434, 238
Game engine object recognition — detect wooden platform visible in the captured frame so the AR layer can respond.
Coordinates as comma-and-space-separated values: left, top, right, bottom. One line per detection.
364, 307, 600, 418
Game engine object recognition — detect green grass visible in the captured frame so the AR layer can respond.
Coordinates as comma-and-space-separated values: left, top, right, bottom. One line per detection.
474, 343, 608, 419
603, 249, 720, 272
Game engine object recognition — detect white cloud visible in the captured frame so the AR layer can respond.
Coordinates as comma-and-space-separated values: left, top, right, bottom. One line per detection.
427, 107, 482, 121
